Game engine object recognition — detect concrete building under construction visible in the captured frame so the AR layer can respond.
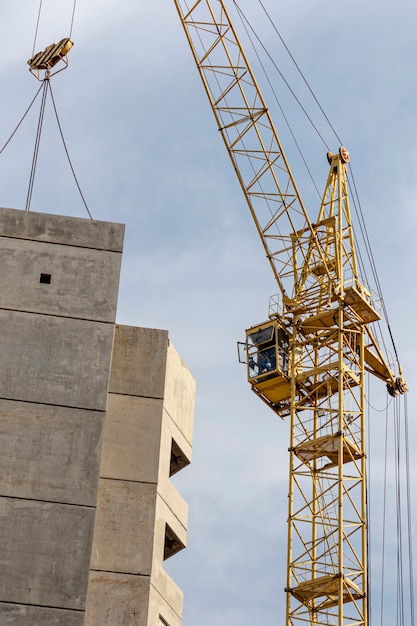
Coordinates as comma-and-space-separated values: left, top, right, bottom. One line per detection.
0, 206, 195, 626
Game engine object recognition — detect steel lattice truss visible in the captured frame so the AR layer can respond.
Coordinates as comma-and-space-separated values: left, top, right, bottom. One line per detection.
172, 0, 313, 300
283, 153, 367, 625
172, 2, 404, 625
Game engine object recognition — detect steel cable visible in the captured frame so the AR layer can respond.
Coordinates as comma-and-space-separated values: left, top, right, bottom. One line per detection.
25, 79, 49, 211
0, 83, 44, 156
32, 0, 78, 55
32, 0, 43, 57
49, 81, 93, 219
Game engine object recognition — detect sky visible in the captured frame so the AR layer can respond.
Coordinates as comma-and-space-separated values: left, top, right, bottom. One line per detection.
0, 1, 417, 625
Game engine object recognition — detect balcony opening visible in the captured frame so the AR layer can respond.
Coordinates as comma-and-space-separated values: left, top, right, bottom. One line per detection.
170, 438, 190, 477
164, 523, 185, 561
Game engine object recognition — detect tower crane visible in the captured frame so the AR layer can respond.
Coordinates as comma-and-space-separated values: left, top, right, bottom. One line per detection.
172, 1, 407, 625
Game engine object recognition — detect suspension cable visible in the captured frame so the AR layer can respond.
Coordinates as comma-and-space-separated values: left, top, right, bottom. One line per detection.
348, 167, 402, 370
31, 0, 78, 55
0, 84, 44, 156
233, 1, 330, 152
48, 81, 93, 219
379, 402, 389, 626
256, 0, 343, 146
32, 0, 43, 57
404, 394, 415, 626
69, 0, 77, 39
25, 79, 49, 211
4, 77, 93, 218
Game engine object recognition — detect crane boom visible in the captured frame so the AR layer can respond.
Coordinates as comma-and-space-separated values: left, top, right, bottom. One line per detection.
172, 2, 407, 625
172, 0, 315, 300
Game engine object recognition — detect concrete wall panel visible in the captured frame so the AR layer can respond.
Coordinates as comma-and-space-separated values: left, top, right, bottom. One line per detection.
109, 326, 169, 398
163, 408, 192, 469
154, 495, 187, 560
0, 399, 104, 506
0, 238, 121, 322
0, 207, 124, 252
0, 497, 95, 610
164, 343, 196, 446
90, 479, 157, 575
0, 603, 84, 626
148, 579, 183, 626
100, 394, 163, 483
0, 310, 114, 410
84, 571, 150, 626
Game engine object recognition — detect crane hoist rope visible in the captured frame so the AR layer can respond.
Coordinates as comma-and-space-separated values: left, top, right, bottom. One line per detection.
32, 0, 77, 56
232, 0, 334, 151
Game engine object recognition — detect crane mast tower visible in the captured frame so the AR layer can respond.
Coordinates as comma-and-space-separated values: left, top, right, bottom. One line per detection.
172, 1, 407, 625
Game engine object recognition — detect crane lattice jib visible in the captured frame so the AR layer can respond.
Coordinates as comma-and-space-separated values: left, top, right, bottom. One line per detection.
173, 0, 318, 302
173, 3, 406, 626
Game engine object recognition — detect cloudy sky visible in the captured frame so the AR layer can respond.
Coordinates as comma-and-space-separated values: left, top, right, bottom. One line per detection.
1, 1, 416, 624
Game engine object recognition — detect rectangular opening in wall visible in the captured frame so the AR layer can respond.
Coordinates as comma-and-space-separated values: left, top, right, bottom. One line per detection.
158, 618, 169, 626
170, 438, 190, 477
164, 523, 185, 561
39, 273, 52, 284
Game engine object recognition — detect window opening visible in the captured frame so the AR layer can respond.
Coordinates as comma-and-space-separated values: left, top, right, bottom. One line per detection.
39, 273, 51, 284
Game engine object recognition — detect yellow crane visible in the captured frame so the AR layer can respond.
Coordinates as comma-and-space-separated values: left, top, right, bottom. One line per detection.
172, 2, 407, 625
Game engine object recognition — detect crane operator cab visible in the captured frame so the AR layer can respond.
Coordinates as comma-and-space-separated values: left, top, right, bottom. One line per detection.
238, 319, 292, 418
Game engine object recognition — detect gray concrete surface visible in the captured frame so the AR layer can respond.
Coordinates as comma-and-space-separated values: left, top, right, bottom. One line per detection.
0, 497, 95, 610
0, 237, 122, 322
0, 207, 124, 252
109, 325, 169, 399
0, 604, 84, 626
86, 329, 196, 626
0, 399, 104, 506
0, 309, 115, 410
84, 572, 150, 626
0, 208, 123, 624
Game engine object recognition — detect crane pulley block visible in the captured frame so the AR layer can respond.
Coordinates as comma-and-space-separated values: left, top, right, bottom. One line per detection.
28, 38, 73, 80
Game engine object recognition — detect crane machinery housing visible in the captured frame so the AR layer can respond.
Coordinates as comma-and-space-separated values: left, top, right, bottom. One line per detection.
172, 2, 407, 626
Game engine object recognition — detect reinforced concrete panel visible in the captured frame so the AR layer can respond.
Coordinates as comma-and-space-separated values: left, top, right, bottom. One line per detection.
0, 237, 122, 322
109, 326, 169, 399
0, 207, 124, 252
163, 343, 196, 447
100, 394, 163, 483
148, 581, 182, 626
0, 497, 95, 610
0, 309, 114, 410
0, 603, 84, 626
84, 572, 150, 626
0, 399, 104, 506
90, 479, 157, 576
